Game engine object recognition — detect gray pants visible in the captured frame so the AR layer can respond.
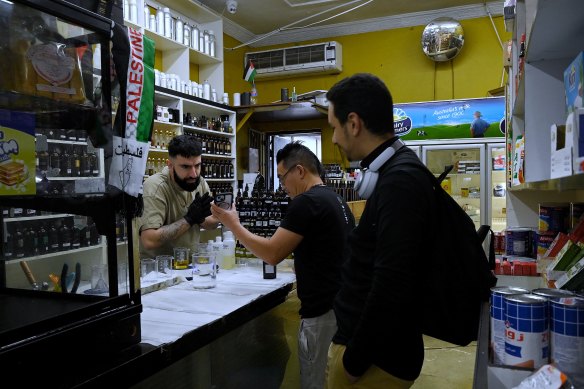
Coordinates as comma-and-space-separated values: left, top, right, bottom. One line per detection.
298, 309, 337, 389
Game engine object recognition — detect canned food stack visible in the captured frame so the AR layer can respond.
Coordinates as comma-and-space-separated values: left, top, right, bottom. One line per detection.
489, 286, 584, 388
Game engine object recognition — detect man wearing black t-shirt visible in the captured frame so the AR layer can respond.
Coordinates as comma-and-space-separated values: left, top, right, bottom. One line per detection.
211, 141, 355, 389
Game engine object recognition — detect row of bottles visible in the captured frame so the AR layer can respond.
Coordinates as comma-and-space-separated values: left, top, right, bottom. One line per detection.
126, 2, 217, 57
323, 163, 345, 179
325, 179, 361, 202
209, 183, 234, 197
155, 104, 180, 123
3, 207, 41, 219
199, 135, 232, 156
184, 113, 232, 134
37, 144, 100, 178
2, 216, 101, 260
36, 127, 88, 142
201, 159, 235, 179
145, 157, 234, 179
150, 129, 175, 150
236, 185, 290, 237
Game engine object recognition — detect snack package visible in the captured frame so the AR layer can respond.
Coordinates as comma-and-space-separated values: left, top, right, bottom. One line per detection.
512, 364, 572, 389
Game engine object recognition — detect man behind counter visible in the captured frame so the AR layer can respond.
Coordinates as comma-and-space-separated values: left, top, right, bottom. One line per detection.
138, 134, 219, 259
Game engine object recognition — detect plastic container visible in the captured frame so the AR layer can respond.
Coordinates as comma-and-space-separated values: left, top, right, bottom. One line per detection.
222, 231, 236, 270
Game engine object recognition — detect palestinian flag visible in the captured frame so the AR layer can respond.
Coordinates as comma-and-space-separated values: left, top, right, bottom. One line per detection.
243, 60, 256, 84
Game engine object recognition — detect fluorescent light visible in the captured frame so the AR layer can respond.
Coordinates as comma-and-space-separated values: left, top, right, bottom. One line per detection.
0, 0, 14, 4
284, 0, 339, 7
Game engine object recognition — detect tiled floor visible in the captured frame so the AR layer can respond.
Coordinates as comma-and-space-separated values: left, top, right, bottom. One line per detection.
278, 291, 476, 388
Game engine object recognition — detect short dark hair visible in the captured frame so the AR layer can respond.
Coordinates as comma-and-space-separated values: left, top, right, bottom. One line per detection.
276, 141, 323, 177
326, 73, 394, 136
168, 134, 202, 158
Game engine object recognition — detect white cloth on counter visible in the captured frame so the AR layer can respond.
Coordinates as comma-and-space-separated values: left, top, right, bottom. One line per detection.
140, 266, 296, 346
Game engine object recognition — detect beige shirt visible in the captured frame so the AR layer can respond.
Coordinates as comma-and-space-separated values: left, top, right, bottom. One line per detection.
138, 166, 210, 259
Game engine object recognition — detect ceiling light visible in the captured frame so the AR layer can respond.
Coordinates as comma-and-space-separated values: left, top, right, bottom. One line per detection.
284, 0, 339, 7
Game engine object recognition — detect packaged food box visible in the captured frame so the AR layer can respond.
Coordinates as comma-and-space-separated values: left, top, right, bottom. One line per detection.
564, 52, 583, 114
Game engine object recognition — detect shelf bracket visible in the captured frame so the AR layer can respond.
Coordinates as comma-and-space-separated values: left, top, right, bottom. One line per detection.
237, 109, 254, 133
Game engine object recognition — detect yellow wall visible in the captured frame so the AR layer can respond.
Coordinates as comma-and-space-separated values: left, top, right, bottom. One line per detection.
224, 16, 509, 104
223, 16, 510, 169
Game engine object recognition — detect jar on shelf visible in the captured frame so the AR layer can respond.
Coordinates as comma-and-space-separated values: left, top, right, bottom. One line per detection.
203, 30, 210, 55
191, 24, 200, 51
208, 30, 216, 57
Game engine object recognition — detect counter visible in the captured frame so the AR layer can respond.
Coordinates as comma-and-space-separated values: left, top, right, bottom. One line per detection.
36, 266, 297, 388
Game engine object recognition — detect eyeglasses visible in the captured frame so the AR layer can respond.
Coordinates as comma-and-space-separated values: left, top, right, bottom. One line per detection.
277, 164, 298, 185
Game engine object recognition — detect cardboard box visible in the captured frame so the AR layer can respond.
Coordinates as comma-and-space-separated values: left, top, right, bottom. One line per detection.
564, 52, 583, 114
551, 123, 573, 178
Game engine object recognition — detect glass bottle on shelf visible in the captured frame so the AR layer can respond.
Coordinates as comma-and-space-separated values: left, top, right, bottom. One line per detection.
208, 30, 216, 57
70, 147, 81, 177
58, 219, 72, 251
48, 221, 59, 253
89, 149, 99, 176
203, 30, 210, 55
50, 145, 61, 176
80, 148, 90, 177
174, 16, 183, 44
14, 223, 25, 259
156, 6, 164, 35
192, 24, 200, 51
163, 7, 172, 39
61, 146, 72, 177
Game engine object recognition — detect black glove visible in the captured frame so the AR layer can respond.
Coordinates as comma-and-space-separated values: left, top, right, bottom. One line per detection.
184, 192, 212, 226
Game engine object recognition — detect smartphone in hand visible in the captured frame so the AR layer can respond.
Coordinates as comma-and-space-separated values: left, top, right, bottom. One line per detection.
214, 192, 233, 210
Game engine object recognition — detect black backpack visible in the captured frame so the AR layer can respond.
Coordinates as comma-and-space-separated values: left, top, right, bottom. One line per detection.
396, 162, 497, 346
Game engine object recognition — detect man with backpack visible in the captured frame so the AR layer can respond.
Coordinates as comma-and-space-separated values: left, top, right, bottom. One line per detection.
325, 73, 437, 388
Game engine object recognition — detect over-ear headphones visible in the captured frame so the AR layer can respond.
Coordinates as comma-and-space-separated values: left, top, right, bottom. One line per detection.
354, 139, 405, 199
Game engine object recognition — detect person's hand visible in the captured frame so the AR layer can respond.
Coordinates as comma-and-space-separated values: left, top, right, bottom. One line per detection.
211, 202, 239, 230
184, 192, 212, 226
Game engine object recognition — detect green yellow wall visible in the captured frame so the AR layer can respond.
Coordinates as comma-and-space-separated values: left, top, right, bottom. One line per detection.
223, 16, 510, 167
156, 16, 510, 168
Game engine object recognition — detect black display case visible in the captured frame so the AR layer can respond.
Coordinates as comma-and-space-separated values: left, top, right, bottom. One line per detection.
0, 0, 141, 384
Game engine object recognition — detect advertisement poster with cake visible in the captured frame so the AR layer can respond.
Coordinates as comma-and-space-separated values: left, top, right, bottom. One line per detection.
0, 110, 35, 195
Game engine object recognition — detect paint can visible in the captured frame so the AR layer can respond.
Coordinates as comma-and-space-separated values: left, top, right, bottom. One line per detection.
490, 286, 530, 364
532, 288, 574, 300
505, 227, 534, 257
504, 294, 549, 369
550, 296, 584, 388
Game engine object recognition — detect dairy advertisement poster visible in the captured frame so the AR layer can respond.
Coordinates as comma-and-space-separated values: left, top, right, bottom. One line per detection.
394, 96, 505, 140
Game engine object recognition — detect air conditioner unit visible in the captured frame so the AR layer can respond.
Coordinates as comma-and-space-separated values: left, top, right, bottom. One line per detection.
244, 41, 342, 80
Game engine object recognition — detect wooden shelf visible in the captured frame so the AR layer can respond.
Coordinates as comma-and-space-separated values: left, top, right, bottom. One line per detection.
235, 102, 326, 132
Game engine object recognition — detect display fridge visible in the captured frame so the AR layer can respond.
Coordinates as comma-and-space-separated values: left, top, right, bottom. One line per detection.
0, 0, 141, 384
414, 139, 507, 233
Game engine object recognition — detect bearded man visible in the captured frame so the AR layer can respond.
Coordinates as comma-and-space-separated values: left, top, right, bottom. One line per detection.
139, 134, 218, 259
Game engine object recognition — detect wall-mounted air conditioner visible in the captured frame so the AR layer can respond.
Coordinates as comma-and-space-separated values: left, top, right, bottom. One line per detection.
244, 41, 342, 80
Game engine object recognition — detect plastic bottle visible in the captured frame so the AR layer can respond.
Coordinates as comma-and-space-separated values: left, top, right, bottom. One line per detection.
128, 0, 137, 23
143, 4, 150, 29
203, 80, 211, 100
211, 237, 223, 269
156, 7, 164, 35
222, 231, 236, 270
211, 88, 217, 102
203, 30, 210, 55
208, 30, 216, 57
163, 7, 172, 39
192, 24, 200, 51
291, 86, 297, 102
175, 17, 183, 44
183, 24, 191, 46
250, 84, 258, 105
